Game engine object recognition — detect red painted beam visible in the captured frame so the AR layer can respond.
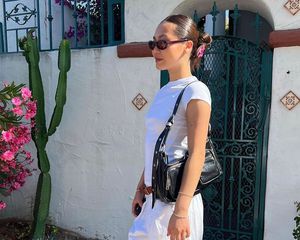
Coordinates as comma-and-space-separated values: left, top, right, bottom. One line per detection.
117, 42, 152, 58
269, 28, 300, 48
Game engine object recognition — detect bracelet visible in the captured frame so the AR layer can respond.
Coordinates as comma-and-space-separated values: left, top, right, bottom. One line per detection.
172, 212, 189, 219
178, 191, 193, 198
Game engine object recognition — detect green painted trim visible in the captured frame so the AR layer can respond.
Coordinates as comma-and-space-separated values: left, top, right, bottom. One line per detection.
0, 22, 3, 53
257, 50, 273, 240
160, 70, 169, 88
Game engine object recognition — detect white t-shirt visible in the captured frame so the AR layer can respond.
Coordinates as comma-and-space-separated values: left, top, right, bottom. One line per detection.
144, 75, 212, 186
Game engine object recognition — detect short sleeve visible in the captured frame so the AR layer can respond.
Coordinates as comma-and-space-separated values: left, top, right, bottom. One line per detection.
181, 81, 211, 111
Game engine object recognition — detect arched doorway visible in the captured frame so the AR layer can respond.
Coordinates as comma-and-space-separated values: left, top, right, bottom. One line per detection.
161, 3, 273, 240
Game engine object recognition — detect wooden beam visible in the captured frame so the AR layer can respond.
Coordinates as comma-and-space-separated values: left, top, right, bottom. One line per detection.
269, 28, 300, 48
117, 28, 300, 58
117, 42, 152, 58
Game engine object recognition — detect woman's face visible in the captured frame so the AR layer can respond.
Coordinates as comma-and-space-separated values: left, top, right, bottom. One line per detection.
152, 22, 192, 71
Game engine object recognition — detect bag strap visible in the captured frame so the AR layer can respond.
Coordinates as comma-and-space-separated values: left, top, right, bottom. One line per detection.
159, 80, 211, 151
165, 80, 197, 127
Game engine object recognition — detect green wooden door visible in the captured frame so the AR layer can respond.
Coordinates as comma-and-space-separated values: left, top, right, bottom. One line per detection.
160, 7, 273, 238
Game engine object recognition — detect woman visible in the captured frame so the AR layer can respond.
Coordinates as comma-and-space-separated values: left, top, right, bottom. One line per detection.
128, 14, 212, 240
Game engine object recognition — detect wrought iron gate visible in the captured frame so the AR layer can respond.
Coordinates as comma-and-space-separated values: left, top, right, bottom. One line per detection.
160, 4, 273, 240
197, 35, 272, 240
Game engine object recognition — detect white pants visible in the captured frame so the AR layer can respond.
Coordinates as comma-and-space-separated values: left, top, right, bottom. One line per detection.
128, 193, 204, 240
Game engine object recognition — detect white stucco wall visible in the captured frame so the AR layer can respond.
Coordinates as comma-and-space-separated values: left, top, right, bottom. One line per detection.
0, 48, 160, 238
0, 0, 300, 239
265, 46, 300, 240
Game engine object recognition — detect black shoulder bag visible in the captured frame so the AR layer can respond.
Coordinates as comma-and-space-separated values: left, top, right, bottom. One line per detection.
151, 81, 223, 208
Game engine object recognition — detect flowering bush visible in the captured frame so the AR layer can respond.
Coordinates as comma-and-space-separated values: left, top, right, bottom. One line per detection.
55, 0, 105, 44
0, 82, 36, 210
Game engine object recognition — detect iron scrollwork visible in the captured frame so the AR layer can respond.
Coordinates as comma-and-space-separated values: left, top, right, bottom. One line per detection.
5, 3, 37, 25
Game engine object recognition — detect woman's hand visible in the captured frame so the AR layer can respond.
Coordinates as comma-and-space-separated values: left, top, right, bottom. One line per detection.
131, 190, 145, 217
167, 213, 190, 240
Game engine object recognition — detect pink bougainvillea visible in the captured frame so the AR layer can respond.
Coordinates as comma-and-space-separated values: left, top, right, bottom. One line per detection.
0, 83, 36, 210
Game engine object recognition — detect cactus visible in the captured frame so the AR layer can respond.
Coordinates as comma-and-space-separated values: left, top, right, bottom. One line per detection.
19, 30, 71, 239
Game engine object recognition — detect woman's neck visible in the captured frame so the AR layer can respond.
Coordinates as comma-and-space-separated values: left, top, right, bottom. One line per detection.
168, 65, 192, 82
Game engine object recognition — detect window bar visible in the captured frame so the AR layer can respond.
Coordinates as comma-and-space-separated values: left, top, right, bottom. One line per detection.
241, 44, 248, 140
228, 157, 235, 229
210, 1, 219, 36
36, 0, 41, 50
193, 10, 199, 24
100, 0, 104, 45
61, 0, 65, 39
48, 0, 54, 50
224, 53, 230, 140
221, 155, 226, 228
3, 1, 8, 52
0, 22, 4, 53
73, 0, 78, 48
236, 157, 242, 235
230, 4, 240, 37
120, 0, 124, 43
15, 29, 19, 52
107, 0, 113, 44
87, 0, 91, 46
232, 52, 239, 139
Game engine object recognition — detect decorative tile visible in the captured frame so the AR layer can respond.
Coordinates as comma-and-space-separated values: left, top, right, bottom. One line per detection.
284, 0, 300, 15
280, 91, 299, 110
132, 93, 147, 110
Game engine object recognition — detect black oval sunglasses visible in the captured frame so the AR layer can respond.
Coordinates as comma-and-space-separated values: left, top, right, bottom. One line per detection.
148, 38, 189, 50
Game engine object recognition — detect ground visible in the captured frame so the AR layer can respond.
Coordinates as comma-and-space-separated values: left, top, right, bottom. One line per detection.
0, 219, 91, 240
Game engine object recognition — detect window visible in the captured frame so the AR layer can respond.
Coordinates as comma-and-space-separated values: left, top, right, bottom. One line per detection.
0, 0, 125, 53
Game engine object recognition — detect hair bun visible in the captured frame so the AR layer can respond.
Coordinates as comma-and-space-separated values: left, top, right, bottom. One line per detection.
200, 32, 212, 45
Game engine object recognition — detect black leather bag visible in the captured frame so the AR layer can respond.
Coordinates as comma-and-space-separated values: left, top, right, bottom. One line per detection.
151, 81, 223, 204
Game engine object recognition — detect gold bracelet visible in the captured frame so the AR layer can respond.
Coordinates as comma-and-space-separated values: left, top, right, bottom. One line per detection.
178, 191, 193, 198
172, 212, 189, 219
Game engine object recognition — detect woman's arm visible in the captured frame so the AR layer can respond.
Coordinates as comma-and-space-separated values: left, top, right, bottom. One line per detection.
174, 99, 211, 217
136, 169, 145, 189
131, 169, 145, 216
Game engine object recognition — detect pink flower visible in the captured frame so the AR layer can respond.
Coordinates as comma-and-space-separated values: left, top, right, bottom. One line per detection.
0, 201, 6, 210
12, 106, 23, 116
12, 182, 21, 190
196, 44, 206, 58
25, 151, 31, 159
25, 100, 36, 120
2, 130, 14, 142
1, 150, 15, 161
12, 97, 22, 106
1, 166, 10, 172
0, 82, 35, 202
25, 110, 36, 120
21, 87, 32, 100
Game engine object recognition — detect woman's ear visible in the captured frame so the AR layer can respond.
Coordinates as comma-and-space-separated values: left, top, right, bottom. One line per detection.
185, 40, 193, 54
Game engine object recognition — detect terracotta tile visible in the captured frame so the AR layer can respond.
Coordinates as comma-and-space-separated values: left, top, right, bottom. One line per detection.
284, 0, 300, 15
280, 91, 300, 110
132, 93, 147, 110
